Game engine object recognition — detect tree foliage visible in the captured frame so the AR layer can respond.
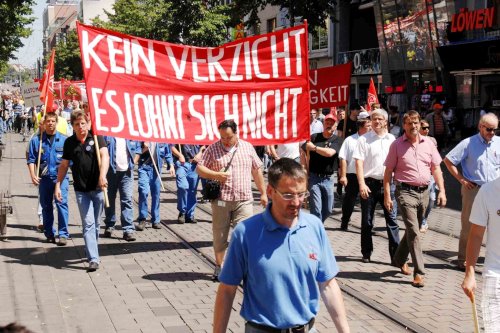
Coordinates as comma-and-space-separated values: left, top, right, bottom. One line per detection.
93, 0, 232, 47
0, 0, 35, 67
54, 30, 83, 80
230, 0, 337, 30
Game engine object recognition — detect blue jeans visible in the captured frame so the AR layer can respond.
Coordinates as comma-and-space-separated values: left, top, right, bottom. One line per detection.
0, 118, 4, 141
360, 179, 400, 260
40, 177, 69, 238
308, 173, 334, 222
421, 179, 436, 227
105, 169, 135, 234
138, 164, 161, 224
175, 161, 200, 219
75, 190, 104, 263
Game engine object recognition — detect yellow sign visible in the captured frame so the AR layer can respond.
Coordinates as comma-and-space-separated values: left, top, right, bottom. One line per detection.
233, 23, 245, 40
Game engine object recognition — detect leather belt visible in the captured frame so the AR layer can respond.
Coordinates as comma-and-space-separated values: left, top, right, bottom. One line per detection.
246, 318, 315, 333
311, 172, 333, 178
365, 177, 382, 184
398, 182, 428, 192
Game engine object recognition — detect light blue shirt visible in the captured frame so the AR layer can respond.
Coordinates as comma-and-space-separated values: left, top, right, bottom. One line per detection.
446, 134, 500, 185
219, 205, 338, 329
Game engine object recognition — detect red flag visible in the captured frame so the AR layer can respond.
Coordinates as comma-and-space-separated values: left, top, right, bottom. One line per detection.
39, 50, 56, 110
366, 77, 379, 111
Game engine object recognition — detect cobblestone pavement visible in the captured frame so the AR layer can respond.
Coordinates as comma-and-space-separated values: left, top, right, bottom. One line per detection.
0, 132, 485, 332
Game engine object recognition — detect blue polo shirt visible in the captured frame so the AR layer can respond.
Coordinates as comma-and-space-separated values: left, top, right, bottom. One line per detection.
219, 205, 339, 329
446, 134, 500, 185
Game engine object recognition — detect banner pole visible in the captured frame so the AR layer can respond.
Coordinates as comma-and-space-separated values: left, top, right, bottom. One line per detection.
36, 99, 50, 177
93, 134, 109, 208
150, 146, 165, 191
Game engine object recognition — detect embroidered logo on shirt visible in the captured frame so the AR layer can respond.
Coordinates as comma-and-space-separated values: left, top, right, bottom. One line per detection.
309, 253, 318, 260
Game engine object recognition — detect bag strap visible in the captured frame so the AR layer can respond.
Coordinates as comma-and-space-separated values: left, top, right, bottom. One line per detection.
223, 148, 238, 172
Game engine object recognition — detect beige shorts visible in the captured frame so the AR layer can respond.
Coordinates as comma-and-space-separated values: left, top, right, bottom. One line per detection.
211, 200, 253, 253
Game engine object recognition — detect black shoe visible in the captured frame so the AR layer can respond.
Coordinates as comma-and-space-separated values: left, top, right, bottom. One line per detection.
186, 217, 198, 224
340, 222, 348, 231
177, 213, 185, 224
123, 233, 136, 242
152, 223, 161, 229
37, 224, 44, 233
136, 220, 146, 231
57, 237, 67, 246
87, 262, 99, 272
46, 237, 56, 244
212, 265, 221, 282
103, 227, 113, 238
362, 257, 370, 263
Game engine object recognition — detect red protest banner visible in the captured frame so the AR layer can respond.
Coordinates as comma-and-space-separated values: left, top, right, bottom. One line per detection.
76, 22, 310, 145
61, 79, 84, 100
39, 50, 56, 109
309, 63, 352, 109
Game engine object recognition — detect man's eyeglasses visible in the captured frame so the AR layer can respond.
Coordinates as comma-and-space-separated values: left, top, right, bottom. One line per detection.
421, 127, 429, 130
273, 188, 310, 201
483, 126, 497, 133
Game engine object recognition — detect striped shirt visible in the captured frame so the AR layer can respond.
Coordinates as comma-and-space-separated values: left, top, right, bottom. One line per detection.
198, 139, 262, 201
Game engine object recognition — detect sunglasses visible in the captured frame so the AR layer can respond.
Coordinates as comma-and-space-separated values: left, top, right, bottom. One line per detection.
483, 126, 497, 133
421, 127, 429, 130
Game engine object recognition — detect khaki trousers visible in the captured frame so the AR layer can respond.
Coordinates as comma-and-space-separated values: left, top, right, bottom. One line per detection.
211, 200, 253, 253
458, 185, 480, 264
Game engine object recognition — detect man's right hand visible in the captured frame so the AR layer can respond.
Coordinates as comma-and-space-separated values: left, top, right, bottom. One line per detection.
30, 174, 40, 186
460, 178, 478, 190
339, 176, 348, 187
359, 183, 371, 199
54, 183, 62, 202
216, 172, 229, 183
462, 272, 476, 302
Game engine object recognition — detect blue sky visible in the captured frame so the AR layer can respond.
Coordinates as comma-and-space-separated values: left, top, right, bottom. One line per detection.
12, 0, 46, 68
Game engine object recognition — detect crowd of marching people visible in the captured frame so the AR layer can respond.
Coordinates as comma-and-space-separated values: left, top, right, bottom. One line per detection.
2, 87, 500, 332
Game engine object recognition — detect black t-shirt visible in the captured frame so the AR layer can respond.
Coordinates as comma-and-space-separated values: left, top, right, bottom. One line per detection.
62, 133, 107, 192
306, 133, 342, 175
338, 118, 357, 137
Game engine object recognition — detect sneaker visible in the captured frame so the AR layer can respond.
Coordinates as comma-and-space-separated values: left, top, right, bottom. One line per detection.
136, 219, 146, 231
57, 237, 67, 246
103, 227, 113, 238
152, 223, 162, 229
362, 257, 370, 263
123, 233, 136, 242
177, 213, 185, 224
212, 265, 221, 282
186, 217, 198, 224
37, 224, 44, 233
419, 223, 429, 233
87, 262, 99, 272
46, 236, 56, 244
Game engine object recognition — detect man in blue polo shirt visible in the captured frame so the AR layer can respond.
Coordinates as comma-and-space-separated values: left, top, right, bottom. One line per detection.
444, 112, 500, 270
213, 158, 349, 332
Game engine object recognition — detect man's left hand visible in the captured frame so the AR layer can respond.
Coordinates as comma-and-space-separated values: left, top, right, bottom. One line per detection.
436, 192, 447, 207
98, 176, 108, 189
260, 193, 268, 208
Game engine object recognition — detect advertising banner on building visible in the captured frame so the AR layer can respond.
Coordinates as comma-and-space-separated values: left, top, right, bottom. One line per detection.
76, 22, 311, 145
309, 63, 352, 108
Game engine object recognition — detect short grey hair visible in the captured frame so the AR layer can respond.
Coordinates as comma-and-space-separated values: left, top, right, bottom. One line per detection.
370, 108, 388, 121
479, 113, 499, 126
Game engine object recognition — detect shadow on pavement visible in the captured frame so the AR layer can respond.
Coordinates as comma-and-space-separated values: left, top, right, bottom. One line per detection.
0, 241, 213, 270
142, 272, 211, 282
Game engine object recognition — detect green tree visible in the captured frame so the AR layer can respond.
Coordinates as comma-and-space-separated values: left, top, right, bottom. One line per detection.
93, 0, 232, 47
0, 0, 35, 68
54, 30, 83, 80
231, 0, 337, 31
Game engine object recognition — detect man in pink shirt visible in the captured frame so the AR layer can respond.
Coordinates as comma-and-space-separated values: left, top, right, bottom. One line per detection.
383, 110, 447, 288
